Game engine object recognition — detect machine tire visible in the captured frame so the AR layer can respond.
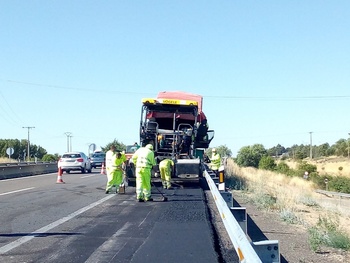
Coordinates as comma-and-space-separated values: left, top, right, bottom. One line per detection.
128, 179, 136, 187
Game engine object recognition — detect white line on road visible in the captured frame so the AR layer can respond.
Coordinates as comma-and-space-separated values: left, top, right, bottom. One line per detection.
0, 187, 35, 196
81, 174, 98, 178
0, 194, 115, 255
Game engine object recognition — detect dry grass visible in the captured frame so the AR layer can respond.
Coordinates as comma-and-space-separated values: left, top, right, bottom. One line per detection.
226, 158, 350, 238
0, 157, 17, 163
285, 156, 350, 177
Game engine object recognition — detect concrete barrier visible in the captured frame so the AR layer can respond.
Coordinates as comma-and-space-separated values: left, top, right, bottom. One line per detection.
0, 163, 57, 180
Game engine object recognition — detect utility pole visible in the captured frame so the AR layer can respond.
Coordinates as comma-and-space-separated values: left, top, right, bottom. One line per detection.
64, 132, 72, 152
22, 126, 35, 161
309, 132, 313, 159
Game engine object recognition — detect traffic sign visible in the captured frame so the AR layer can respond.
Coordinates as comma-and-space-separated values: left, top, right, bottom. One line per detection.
6, 147, 14, 157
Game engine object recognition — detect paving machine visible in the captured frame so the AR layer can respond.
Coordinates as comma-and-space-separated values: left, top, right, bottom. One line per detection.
128, 91, 214, 186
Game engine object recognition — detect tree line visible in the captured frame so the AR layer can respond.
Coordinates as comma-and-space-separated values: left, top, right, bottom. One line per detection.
0, 139, 48, 161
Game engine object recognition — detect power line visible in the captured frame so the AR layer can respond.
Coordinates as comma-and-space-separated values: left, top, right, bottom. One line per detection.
1, 78, 350, 100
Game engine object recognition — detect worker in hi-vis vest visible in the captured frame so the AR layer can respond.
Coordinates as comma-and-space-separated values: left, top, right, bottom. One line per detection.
105, 145, 117, 194
132, 144, 156, 202
159, 158, 174, 189
113, 151, 127, 192
210, 148, 221, 176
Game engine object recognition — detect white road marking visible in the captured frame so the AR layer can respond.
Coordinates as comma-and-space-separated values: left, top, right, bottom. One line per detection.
81, 174, 97, 178
0, 194, 115, 254
0, 187, 35, 196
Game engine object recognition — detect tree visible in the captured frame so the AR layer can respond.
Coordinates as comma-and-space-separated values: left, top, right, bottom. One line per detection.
206, 145, 232, 158
103, 139, 126, 153
236, 144, 267, 168
333, 139, 347, 157
267, 144, 286, 157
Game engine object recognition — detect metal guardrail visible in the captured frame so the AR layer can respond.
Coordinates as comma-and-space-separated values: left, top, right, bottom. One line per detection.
204, 167, 280, 263
204, 169, 263, 262
315, 189, 350, 199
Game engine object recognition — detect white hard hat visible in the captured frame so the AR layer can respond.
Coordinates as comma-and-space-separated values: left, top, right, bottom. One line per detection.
146, 144, 153, 150
212, 148, 216, 152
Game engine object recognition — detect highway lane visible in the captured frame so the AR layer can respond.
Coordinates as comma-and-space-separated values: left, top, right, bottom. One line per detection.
0, 170, 229, 263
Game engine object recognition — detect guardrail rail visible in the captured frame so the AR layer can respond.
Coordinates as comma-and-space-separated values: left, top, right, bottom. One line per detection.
204, 165, 280, 263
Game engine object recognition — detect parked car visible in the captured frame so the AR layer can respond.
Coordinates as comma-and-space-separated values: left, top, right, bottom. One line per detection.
58, 152, 92, 174
90, 151, 106, 169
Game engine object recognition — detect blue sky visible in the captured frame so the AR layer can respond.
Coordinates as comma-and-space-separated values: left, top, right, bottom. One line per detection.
1, 1, 349, 157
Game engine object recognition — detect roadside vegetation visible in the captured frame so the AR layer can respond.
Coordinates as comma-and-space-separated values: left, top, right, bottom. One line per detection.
233, 143, 350, 194
225, 158, 350, 252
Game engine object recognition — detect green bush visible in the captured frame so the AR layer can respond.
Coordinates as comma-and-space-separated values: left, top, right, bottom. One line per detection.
329, 176, 350, 193
297, 161, 317, 175
275, 161, 290, 174
308, 216, 350, 251
42, 154, 57, 162
258, 156, 276, 171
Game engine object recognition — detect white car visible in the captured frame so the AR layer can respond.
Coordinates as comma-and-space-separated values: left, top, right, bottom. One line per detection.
58, 152, 92, 174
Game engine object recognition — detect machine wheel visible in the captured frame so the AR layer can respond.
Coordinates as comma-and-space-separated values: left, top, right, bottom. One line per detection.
128, 179, 136, 187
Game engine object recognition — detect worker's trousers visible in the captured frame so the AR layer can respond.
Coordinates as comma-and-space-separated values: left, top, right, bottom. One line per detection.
159, 166, 171, 189
135, 167, 151, 200
106, 168, 123, 191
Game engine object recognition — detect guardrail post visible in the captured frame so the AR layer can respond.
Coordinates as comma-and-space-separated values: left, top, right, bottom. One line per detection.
230, 207, 247, 235
252, 240, 280, 263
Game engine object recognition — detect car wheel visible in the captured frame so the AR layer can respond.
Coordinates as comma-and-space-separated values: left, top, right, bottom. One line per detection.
88, 168, 92, 173
66, 170, 70, 174
81, 166, 86, 174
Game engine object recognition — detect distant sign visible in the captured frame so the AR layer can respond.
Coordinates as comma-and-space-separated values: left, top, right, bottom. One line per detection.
6, 147, 14, 157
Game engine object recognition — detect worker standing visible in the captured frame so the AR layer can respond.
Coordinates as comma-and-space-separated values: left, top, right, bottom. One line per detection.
159, 158, 174, 189
114, 151, 127, 193
132, 144, 156, 202
210, 148, 221, 176
105, 145, 117, 194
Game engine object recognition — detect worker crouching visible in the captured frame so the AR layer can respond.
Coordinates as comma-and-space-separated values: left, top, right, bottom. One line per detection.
132, 144, 156, 202
159, 158, 174, 189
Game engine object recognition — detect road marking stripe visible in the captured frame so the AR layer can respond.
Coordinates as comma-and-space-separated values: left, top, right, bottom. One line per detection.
0, 194, 115, 254
0, 187, 35, 196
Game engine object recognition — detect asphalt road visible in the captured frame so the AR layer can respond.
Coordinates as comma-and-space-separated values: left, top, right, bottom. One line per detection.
0, 170, 233, 263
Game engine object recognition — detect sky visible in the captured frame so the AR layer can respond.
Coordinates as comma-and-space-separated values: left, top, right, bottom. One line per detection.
1, 1, 350, 157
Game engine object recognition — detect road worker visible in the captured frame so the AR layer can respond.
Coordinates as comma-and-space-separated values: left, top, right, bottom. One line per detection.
105, 145, 117, 194
159, 158, 174, 189
210, 148, 221, 176
132, 144, 156, 202
114, 151, 127, 193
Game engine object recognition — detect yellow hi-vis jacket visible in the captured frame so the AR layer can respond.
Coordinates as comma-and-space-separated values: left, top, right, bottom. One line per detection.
159, 159, 174, 170
132, 147, 156, 169
210, 153, 221, 171
105, 150, 116, 169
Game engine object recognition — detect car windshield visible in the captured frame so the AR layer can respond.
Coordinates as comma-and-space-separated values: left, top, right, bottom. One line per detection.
125, 145, 138, 154
62, 154, 81, 158
92, 153, 105, 158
